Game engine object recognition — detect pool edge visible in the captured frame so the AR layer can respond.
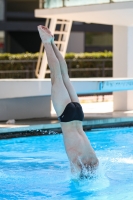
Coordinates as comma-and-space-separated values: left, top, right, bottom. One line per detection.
1, 116, 133, 138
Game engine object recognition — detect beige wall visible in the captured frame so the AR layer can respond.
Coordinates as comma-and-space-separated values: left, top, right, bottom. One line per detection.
0, 96, 51, 121
67, 32, 84, 53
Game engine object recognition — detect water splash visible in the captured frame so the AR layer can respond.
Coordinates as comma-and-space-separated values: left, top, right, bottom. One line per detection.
71, 159, 110, 192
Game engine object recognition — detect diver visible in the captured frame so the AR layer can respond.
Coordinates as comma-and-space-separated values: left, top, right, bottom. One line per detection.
38, 25, 99, 177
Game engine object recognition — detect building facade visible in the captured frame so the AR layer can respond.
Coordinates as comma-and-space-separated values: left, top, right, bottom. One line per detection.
0, 0, 112, 53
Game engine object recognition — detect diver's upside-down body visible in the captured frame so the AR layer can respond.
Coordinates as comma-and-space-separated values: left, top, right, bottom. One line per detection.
38, 25, 99, 176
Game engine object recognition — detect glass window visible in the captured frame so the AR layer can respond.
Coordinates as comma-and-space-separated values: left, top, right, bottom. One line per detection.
85, 32, 112, 47
113, 0, 132, 2
44, 0, 110, 8
43, 0, 133, 9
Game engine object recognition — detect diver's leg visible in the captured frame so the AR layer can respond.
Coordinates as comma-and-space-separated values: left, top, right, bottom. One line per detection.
38, 26, 71, 116
43, 43, 72, 116
52, 42, 79, 103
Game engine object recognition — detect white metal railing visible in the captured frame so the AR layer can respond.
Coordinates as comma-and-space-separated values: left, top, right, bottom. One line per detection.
36, 18, 72, 78
39, 0, 133, 9
35, 18, 50, 78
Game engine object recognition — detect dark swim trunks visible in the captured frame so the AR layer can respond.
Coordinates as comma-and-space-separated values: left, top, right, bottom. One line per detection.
58, 102, 84, 122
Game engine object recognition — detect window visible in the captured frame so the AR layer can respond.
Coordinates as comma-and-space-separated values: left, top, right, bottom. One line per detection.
85, 32, 112, 52
85, 32, 112, 46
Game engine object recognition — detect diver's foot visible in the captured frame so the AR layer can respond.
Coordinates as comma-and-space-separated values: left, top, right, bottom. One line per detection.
37, 25, 54, 44
79, 157, 99, 179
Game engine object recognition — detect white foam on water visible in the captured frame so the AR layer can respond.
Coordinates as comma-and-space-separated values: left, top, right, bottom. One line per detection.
71, 161, 110, 192
100, 151, 133, 182
113, 157, 133, 164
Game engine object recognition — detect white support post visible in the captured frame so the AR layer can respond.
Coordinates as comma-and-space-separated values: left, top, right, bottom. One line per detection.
38, 51, 47, 79
113, 25, 133, 111
37, 18, 72, 79
48, 18, 57, 36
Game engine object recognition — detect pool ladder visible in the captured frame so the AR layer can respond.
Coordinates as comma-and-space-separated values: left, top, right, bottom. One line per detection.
35, 18, 72, 79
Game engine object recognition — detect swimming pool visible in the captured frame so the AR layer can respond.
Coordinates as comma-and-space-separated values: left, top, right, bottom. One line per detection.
0, 127, 133, 200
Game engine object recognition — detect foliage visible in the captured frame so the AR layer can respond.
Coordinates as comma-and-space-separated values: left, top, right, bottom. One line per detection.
0, 51, 113, 60
65, 51, 113, 59
0, 52, 112, 78
0, 52, 40, 60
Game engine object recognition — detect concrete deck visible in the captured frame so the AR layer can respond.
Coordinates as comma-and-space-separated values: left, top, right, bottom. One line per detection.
0, 95, 133, 138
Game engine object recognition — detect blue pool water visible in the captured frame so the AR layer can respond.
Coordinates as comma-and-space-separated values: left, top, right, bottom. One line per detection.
0, 127, 133, 200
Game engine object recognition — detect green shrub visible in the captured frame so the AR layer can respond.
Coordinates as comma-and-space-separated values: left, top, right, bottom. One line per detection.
0, 52, 40, 60
0, 51, 113, 60
65, 51, 113, 59
0, 51, 112, 78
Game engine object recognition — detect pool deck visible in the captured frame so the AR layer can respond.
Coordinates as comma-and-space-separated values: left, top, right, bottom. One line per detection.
1, 96, 133, 138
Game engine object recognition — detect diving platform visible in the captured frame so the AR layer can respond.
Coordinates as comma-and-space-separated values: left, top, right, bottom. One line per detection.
34, 0, 133, 114
35, 1, 133, 26
1, 78, 133, 121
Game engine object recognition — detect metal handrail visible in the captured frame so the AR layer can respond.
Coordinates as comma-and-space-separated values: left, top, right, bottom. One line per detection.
0, 60, 37, 63
0, 58, 112, 78
0, 58, 112, 63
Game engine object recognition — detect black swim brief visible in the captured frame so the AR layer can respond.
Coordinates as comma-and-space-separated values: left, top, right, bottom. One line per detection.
58, 102, 84, 122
